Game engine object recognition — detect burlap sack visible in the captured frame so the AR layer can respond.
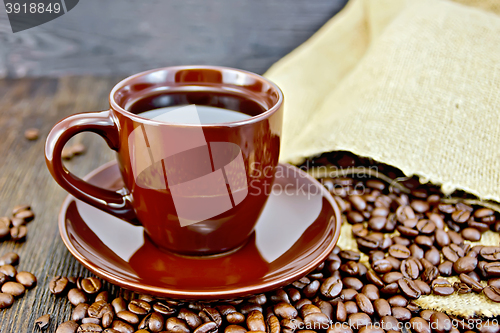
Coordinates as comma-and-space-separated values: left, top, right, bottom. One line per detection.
265, 0, 500, 318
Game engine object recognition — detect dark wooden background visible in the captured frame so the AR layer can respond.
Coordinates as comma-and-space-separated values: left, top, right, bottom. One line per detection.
0, 0, 347, 78
0, 0, 348, 330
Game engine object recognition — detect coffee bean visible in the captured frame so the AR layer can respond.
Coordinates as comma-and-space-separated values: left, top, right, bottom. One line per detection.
321, 276, 342, 298
435, 261, 452, 276
388, 244, 411, 259
382, 272, 403, 284
246, 310, 265, 331
484, 285, 500, 302
71, 143, 87, 156
373, 299, 391, 317
410, 244, 424, 259
316, 300, 333, 320
354, 293, 373, 315
372, 259, 392, 274
478, 261, 489, 278
489, 278, 500, 288
227, 312, 245, 325
396, 205, 415, 222
435, 229, 450, 248
81, 277, 102, 294
380, 283, 399, 295
349, 195, 366, 212
340, 261, 359, 276
0, 252, 19, 266
348, 212, 365, 224
366, 270, 384, 288
225, 325, 247, 333
458, 273, 482, 292
339, 250, 361, 261
88, 300, 112, 319
461, 227, 481, 241
77, 323, 103, 332
411, 200, 429, 213
72, 303, 89, 321
16, 271, 36, 288
304, 312, 329, 328
340, 289, 357, 302
176, 309, 202, 330
194, 321, 218, 333
274, 302, 297, 319
424, 247, 440, 265
348, 313, 371, 329
68, 288, 87, 306
202, 307, 222, 327
24, 128, 40, 140
448, 231, 464, 245
387, 295, 408, 307
343, 277, 363, 290
453, 256, 478, 274
442, 245, 463, 262
110, 320, 134, 333
410, 317, 431, 333
430, 312, 452, 333
380, 316, 399, 332
415, 236, 433, 248
392, 306, 411, 321
432, 279, 454, 296
50, 276, 69, 295
0, 292, 14, 308
300, 304, 321, 318
396, 226, 419, 238
0, 264, 16, 279
361, 284, 379, 301
35, 314, 51, 330
1, 281, 25, 297
416, 219, 435, 234
128, 299, 151, 315
468, 220, 489, 233
345, 301, 358, 315
401, 258, 420, 279
452, 209, 470, 223
398, 278, 421, 299
303, 280, 320, 298
392, 236, 411, 246
485, 262, 500, 277
454, 282, 471, 294
138, 312, 164, 332
368, 216, 386, 231
334, 300, 347, 322
481, 247, 500, 261
286, 288, 301, 303
56, 321, 79, 333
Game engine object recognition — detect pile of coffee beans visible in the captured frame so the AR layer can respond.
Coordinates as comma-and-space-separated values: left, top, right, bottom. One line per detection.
43, 174, 500, 333
0, 251, 37, 309
328, 177, 500, 303
0, 204, 34, 242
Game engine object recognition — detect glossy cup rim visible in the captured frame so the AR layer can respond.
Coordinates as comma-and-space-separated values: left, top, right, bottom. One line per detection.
109, 65, 284, 128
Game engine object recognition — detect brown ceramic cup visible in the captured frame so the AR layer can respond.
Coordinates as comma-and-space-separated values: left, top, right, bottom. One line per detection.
45, 66, 283, 256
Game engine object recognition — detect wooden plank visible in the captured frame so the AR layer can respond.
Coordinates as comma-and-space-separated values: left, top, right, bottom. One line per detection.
0, 76, 123, 330
0, 0, 348, 78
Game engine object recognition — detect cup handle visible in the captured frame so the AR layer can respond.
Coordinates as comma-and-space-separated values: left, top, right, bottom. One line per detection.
45, 110, 138, 224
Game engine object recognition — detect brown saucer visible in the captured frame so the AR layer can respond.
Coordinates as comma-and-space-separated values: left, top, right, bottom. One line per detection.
59, 161, 341, 300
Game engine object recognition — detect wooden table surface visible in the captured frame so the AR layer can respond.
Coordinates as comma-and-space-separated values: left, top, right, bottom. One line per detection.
0, 76, 131, 331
